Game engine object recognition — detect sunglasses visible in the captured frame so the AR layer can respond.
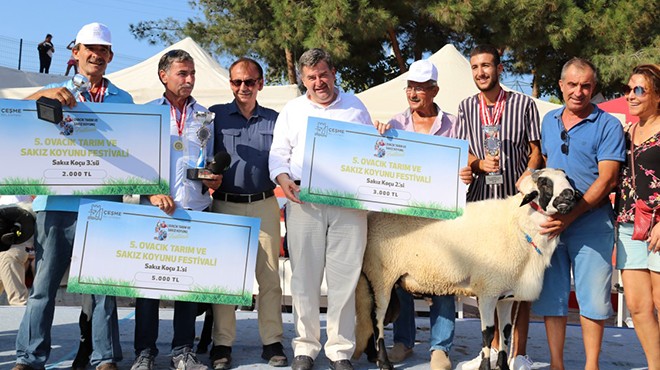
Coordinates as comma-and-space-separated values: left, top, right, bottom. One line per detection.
230, 78, 259, 87
623, 85, 646, 97
560, 129, 569, 155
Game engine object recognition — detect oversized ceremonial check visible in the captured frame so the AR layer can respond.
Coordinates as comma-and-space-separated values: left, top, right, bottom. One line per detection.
68, 200, 260, 305
301, 117, 468, 220
0, 99, 170, 195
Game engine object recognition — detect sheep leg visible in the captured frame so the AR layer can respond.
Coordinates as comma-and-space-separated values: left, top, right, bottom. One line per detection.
374, 288, 394, 370
477, 297, 497, 370
495, 300, 513, 370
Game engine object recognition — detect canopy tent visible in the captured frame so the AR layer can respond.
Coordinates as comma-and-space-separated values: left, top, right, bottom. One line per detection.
598, 97, 637, 124
357, 44, 561, 123
0, 37, 300, 111
0, 66, 68, 89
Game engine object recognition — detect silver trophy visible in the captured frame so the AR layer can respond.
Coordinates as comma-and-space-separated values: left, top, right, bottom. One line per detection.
36, 74, 91, 124
483, 124, 503, 185
71, 74, 91, 95
186, 111, 216, 180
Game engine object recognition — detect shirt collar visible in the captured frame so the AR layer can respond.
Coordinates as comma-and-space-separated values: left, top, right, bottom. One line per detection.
228, 99, 264, 119
554, 103, 602, 124
156, 95, 198, 110
305, 88, 342, 109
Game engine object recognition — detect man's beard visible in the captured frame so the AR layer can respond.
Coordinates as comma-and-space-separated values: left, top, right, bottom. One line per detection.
477, 75, 499, 92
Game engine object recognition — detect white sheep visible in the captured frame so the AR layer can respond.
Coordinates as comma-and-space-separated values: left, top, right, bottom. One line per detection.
353, 168, 577, 370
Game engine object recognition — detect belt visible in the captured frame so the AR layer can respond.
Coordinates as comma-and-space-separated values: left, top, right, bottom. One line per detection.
216, 190, 274, 203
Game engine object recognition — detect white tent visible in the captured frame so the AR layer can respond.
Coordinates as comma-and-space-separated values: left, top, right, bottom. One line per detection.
0, 66, 68, 89
0, 38, 300, 111
357, 44, 561, 122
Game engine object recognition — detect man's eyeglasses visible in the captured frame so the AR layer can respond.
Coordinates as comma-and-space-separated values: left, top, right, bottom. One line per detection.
561, 129, 569, 155
623, 85, 646, 97
230, 79, 259, 87
404, 85, 435, 93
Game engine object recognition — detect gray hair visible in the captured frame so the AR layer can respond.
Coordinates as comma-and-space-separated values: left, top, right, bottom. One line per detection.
560, 57, 598, 85
158, 49, 194, 81
298, 48, 334, 71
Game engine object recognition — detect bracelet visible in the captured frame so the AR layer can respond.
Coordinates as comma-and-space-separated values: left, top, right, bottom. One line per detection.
526, 167, 537, 174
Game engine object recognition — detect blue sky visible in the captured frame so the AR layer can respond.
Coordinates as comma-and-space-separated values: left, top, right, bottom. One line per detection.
0, 1, 534, 96
0, 1, 202, 74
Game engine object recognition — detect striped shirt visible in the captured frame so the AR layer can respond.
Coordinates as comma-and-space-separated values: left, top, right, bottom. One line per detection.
456, 91, 540, 201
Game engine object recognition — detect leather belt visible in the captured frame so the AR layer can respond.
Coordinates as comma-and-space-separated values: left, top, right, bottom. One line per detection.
216, 190, 274, 203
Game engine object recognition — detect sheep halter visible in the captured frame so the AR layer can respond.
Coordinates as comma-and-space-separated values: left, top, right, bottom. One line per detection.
527, 201, 547, 215
525, 201, 546, 255
524, 234, 543, 255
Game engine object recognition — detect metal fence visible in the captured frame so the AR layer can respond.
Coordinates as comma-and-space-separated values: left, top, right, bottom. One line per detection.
0, 35, 144, 75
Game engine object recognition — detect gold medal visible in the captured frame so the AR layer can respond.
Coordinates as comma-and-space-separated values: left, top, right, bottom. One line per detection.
173, 140, 184, 151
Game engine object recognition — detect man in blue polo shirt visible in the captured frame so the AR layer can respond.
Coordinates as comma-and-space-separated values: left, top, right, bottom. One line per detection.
533, 58, 625, 370
14, 22, 132, 370
207, 57, 286, 370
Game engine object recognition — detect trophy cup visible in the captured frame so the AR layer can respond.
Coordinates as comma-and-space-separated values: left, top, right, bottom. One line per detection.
186, 111, 216, 180
483, 124, 503, 185
36, 74, 90, 124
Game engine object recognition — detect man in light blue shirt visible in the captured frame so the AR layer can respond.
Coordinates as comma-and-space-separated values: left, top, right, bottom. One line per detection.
129, 49, 218, 370
14, 22, 132, 370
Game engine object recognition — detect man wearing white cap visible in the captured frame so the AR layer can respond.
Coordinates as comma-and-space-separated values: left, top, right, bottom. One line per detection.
373, 60, 472, 370
13, 22, 132, 370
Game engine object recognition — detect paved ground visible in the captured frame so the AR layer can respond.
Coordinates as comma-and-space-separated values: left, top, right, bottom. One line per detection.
0, 301, 648, 370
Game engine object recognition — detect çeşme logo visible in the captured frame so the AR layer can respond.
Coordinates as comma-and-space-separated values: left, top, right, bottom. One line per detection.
315, 122, 328, 137
87, 204, 122, 221
0, 108, 22, 116
154, 220, 168, 241
374, 139, 386, 158
57, 115, 75, 136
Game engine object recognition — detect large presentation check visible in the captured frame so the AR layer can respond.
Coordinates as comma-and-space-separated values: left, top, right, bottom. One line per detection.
67, 200, 260, 305
301, 117, 468, 220
0, 99, 170, 195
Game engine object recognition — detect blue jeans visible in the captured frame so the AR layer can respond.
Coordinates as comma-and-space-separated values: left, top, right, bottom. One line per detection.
393, 286, 455, 352
134, 298, 198, 356
15, 211, 122, 368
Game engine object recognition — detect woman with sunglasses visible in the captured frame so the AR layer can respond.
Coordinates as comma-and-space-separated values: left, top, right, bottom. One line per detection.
615, 64, 660, 368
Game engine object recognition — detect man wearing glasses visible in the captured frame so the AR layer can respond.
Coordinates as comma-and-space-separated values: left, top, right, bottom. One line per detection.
454, 44, 542, 370
373, 60, 472, 370
208, 58, 286, 370
532, 58, 625, 370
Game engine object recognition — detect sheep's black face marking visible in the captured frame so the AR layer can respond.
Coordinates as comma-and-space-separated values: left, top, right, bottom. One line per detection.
537, 177, 553, 210
553, 189, 576, 214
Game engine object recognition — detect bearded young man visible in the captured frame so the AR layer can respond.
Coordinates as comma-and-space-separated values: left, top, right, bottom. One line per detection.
454, 44, 543, 370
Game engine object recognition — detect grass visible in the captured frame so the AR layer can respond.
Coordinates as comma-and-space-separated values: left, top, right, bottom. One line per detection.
67, 277, 140, 297
72, 178, 170, 195
0, 177, 169, 195
299, 188, 366, 209
0, 178, 54, 195
386, 202, 464, 220
67, 277, 252, 305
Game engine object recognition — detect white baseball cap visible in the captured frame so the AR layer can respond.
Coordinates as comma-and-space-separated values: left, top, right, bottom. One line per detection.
75, 22, 112, 46
408, 60, 438, 83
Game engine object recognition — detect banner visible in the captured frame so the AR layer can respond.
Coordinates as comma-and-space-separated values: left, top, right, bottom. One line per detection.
0, 99, 170, 195
301, 117, 468, 219
68, 200, 260, 305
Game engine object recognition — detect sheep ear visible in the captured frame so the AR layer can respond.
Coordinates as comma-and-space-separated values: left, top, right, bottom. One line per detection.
520, 191, 539, 207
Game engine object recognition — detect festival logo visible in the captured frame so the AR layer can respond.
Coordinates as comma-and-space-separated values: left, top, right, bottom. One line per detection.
154, 220, 168, 241
374, 139, 386, 158
57, 115, 75, 136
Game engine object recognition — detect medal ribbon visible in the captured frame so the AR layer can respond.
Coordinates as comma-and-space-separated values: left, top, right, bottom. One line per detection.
78, 80, 106, 103
479, 89, 506, 126
166, 97, 188, 137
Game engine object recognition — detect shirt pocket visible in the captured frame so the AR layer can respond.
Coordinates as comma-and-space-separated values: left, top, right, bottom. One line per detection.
220, 129, 242, 155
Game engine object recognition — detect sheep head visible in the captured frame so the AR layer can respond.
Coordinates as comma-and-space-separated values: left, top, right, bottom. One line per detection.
519, 168, 576, 215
